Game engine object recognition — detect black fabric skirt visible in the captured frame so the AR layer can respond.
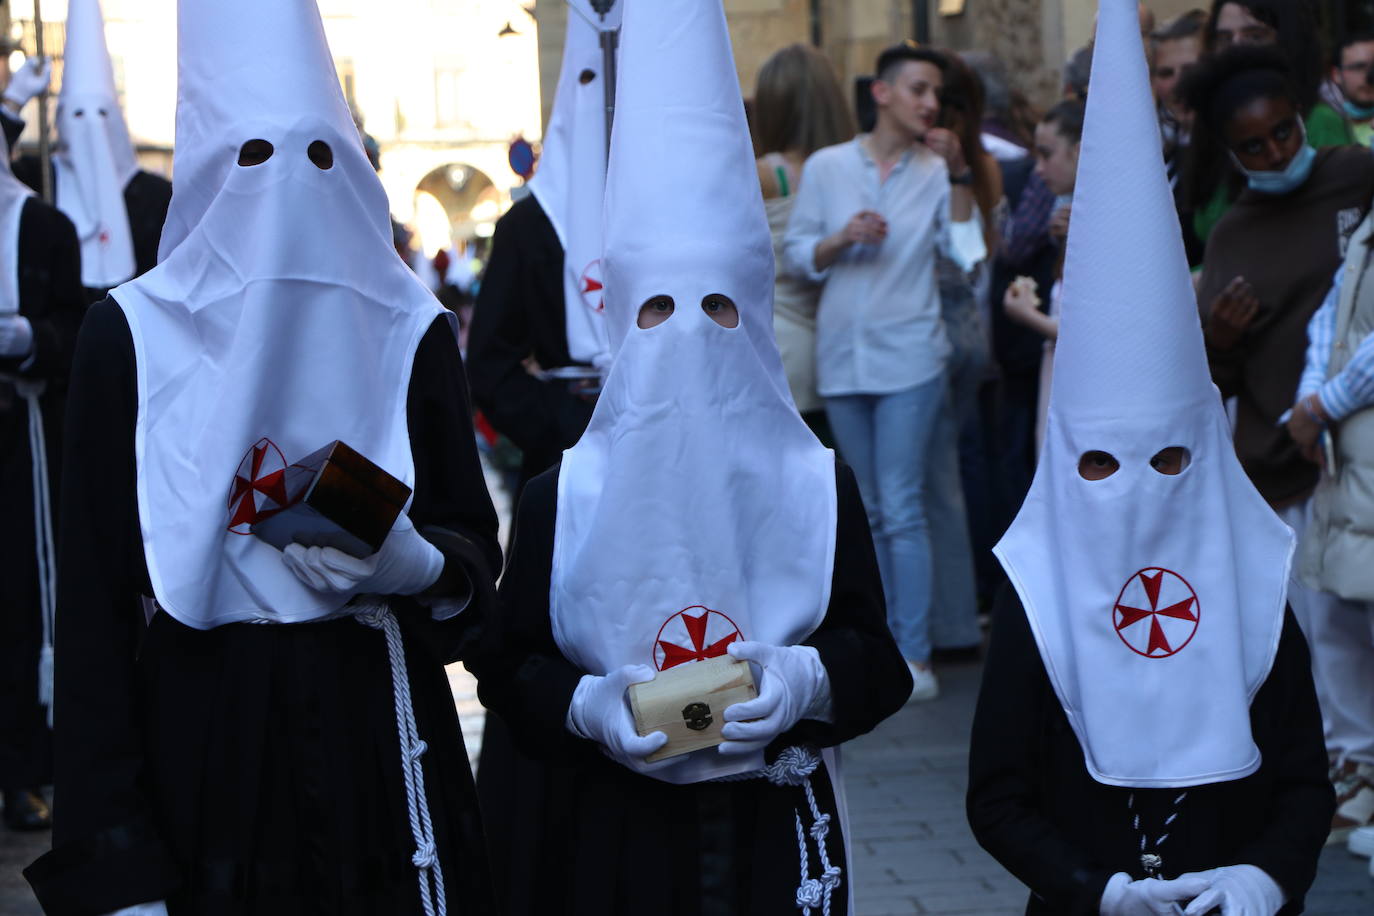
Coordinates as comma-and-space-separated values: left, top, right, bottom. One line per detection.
481, 737, 849, 916
136, 609, 495, 916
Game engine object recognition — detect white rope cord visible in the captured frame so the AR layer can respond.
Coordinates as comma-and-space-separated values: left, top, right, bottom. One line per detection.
17, 379, 56, 726
354, 601, 447, 916
760, 746, 843, 916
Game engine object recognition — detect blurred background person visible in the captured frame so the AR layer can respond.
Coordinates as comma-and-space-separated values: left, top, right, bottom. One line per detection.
752, 41, 856, 443
1185, 44, 1374, 837
1330, 32, 1374, 148
1152, 9, 1207, 185
784, 43, 985, 701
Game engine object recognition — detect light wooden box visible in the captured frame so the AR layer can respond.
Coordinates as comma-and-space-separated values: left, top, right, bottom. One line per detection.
628, 656, 758, 762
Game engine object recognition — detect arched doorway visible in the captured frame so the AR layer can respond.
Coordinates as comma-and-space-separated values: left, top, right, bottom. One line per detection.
413, 162, 502, 256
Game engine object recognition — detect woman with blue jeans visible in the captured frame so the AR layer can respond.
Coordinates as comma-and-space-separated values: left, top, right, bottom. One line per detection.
784, 44, 985, 700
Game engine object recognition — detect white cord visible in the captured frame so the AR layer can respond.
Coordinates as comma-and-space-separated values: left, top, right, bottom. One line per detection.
760, 746, 843, 916
354, 601, 447, 916
17, 378, 55, 727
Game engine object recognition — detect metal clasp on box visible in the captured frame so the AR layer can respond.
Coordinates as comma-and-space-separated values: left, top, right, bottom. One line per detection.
682, 702, 713, 731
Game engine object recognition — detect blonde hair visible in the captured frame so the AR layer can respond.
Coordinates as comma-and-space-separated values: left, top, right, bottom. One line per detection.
753, 44, 856, 158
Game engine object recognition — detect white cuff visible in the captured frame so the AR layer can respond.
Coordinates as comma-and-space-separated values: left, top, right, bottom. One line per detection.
101, 902, 169, 916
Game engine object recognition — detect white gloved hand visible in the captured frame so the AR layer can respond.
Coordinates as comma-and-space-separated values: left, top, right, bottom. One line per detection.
567, 664, 670, 774
1100, 871, 1212, 915
717, 640, 830, 756
4, 57, 50, 108
1181, 865, 1286, 916
100, 901, 169, 916
282, 512, 444, 597
0, 315, 33, 358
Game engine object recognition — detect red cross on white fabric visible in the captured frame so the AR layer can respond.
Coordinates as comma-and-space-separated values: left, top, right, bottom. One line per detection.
1113, 567, 1201, 658
226, 438, 289, 534
580, 259, 604, 313
653, 606, 743, 670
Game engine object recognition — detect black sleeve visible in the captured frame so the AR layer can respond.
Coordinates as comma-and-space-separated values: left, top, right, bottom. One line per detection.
1, 109, 23, 152
1, 201, 85, 383
402, 314, 503, 665
966, 596, 1113, 915
1233, 610, 1335, 903
465, 201, 594, 457
23, 300, 181, 916
471, 468, 593, 763
783, 462, 912, 749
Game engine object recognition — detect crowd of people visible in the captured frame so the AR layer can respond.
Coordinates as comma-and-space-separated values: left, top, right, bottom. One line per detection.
0, 0, 1372, 913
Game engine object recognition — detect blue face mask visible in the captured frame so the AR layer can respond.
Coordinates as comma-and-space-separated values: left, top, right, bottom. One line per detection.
1229, 124, 1317, 196
1344, 98, 1374, 121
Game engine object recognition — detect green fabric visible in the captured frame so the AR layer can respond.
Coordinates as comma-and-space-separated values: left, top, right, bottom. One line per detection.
1307, 103, 1355, 148
1355, 120, 1374, 148
775, 165, 790, 198
1192, 183, 1234, 250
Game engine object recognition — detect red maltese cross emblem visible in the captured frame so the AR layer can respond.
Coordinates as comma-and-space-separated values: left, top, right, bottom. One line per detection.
653, 606, 744, 671
226, 438, 290, 534
1113, 568, 1201, 658
579, 259, 604, 313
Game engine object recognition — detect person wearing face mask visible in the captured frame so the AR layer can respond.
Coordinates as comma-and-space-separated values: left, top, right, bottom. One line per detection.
1185, 47, 1374, 819
1329, 33, 1374, 149
473, 1, 910, 912
0, 0, 171, 301
21, 2, 503, 914
783, 43, 986, 702
967, 4, 1332, 914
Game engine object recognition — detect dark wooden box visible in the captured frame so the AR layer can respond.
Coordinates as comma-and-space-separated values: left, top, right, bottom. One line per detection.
251, 441, 411, 558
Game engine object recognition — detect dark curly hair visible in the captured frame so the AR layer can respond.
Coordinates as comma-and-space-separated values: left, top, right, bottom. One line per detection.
1176, 44, 1298, 211
1203, 0, 1323, 111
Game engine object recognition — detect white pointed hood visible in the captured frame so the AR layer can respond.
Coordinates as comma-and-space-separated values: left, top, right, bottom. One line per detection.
55, 0, 137, 288
550, 0, 836, 785
0, 130, 33, 315
527, 0, 619, 371
993, 0, 1294, 788
111, 0, 444, 629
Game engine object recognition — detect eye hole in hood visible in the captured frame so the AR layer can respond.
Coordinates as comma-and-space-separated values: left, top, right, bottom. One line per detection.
308, 140, 334, 170
237, 139, 274, 167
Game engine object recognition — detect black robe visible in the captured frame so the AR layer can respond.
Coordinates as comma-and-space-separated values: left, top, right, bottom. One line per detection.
466, 195, 595, 484
967, 596, 1333, 915
472, 461, 912, 916
3, 109, 172, 299
0, 197, 85, 790
24, 302, 503, 916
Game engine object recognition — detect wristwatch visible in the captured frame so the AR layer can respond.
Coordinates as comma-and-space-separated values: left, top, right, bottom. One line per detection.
949, 170, 973, 186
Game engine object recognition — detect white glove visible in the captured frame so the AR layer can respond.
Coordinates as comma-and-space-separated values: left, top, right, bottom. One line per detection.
101, 902, 169, 916
717, 640, 831, 756
568, 664, 671, 774
1181, 866, 1285, 916
1100, 871, 1212, 915
4, 56, 50, 108
0, 315, 33, 359
282, 512, 444, 597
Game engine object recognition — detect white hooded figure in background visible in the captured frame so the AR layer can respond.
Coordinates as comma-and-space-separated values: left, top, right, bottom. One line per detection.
475, 1, 910, 913
967, 2, 1332, 915
54, 0, 139, 290
23, 1, 503, 913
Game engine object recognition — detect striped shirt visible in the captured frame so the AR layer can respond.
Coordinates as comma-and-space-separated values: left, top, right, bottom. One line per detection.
1299, 268, 1374, 420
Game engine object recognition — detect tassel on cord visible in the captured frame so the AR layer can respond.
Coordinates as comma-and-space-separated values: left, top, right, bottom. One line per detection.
761, 746, 843, 916
354, 601, 447, 916
19, 380, 56, 727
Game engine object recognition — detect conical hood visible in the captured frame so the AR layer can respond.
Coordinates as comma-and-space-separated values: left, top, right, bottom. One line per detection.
601, 0, 777, 378
550, 0, 835, 786
110, 0, 444, 631
157, 0, 376, 259
992, 0, 1294, 789
527, 0, 621, 370
56, 0, 137, 287
1051, 0, 1211, 418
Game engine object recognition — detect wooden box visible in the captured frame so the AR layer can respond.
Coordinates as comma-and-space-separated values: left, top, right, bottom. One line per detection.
251, 440, 411, 558
628, 656, 757, 763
